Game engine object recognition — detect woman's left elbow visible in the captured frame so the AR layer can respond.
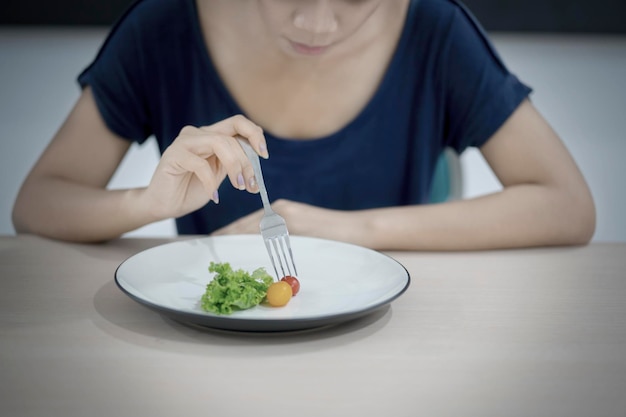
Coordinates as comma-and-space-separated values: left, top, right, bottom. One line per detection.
565, 188, 596, 245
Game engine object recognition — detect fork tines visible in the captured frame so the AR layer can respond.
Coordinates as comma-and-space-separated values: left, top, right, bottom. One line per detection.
265, 235, 298, 280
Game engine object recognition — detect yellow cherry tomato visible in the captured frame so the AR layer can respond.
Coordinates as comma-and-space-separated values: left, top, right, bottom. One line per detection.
266, 281, 293, 307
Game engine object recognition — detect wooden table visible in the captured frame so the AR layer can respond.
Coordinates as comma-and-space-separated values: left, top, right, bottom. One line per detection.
1, 235, 625, 417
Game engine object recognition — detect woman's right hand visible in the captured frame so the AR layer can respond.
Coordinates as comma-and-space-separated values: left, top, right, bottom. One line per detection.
13, 85, 269, 243
142, 115, 269, 221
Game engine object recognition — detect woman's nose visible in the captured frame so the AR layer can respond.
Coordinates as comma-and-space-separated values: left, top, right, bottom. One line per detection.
293, 0, 338, 34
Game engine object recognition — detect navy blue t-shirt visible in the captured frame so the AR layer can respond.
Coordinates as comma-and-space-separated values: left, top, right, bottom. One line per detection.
78, 0, 531, 235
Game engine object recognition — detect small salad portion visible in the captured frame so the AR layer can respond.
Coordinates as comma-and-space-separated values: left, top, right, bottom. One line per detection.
200, 262, 273, 315
200, 262, 301, 315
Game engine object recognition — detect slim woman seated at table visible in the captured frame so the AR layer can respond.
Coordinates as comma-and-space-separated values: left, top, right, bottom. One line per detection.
12, 0, 595, 250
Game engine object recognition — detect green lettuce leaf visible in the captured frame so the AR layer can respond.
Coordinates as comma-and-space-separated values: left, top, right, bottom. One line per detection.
200, 262, 273, 315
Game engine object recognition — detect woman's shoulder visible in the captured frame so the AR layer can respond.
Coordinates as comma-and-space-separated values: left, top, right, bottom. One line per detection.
91, 0, 198, 62
409, 0, 481, 30
412, 0, 471, 16
403, 0, 496, 56
107, 0, 196, 38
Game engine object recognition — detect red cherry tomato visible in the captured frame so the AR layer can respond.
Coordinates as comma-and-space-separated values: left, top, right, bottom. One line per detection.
281, 275, 300, 296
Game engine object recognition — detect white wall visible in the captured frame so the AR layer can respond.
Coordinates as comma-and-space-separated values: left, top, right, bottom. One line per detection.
0, 27, 175, 238
1, 27, 625, 241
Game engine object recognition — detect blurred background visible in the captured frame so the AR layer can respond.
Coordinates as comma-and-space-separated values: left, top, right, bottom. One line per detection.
1, 0, 625, 240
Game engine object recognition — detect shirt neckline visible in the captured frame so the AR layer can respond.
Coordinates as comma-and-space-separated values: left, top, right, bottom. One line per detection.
189, 0, 416, 145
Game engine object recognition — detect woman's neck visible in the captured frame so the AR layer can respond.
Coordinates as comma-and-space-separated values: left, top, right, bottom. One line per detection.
195, 0, 410, 139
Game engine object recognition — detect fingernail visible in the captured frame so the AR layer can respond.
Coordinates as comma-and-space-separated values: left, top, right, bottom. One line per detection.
260, 144, 269, 159
249, 176, 257, 188
212, 190, 219, 204
237, 173, 245, 189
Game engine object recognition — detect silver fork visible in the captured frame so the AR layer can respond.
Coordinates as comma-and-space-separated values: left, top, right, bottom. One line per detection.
236, 137, 298, 280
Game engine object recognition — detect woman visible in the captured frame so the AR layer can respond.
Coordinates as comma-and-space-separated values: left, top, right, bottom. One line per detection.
12, 0, 595, 250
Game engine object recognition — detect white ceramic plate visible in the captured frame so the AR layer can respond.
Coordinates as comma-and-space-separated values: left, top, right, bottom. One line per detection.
115, 235, 410, 332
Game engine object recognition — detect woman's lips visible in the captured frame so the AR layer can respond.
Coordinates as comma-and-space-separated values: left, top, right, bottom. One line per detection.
289, 40, 331, 56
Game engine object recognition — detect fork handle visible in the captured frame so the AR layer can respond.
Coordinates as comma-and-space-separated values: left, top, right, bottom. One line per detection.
236, 137, 273, 214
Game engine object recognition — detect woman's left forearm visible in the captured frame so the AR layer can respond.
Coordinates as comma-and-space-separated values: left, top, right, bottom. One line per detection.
215, 181, 595, 251
349, 183, 595, 251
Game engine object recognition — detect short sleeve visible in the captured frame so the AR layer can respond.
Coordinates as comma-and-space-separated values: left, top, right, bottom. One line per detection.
440, 2, 532, 152
77, 2, 153, 143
